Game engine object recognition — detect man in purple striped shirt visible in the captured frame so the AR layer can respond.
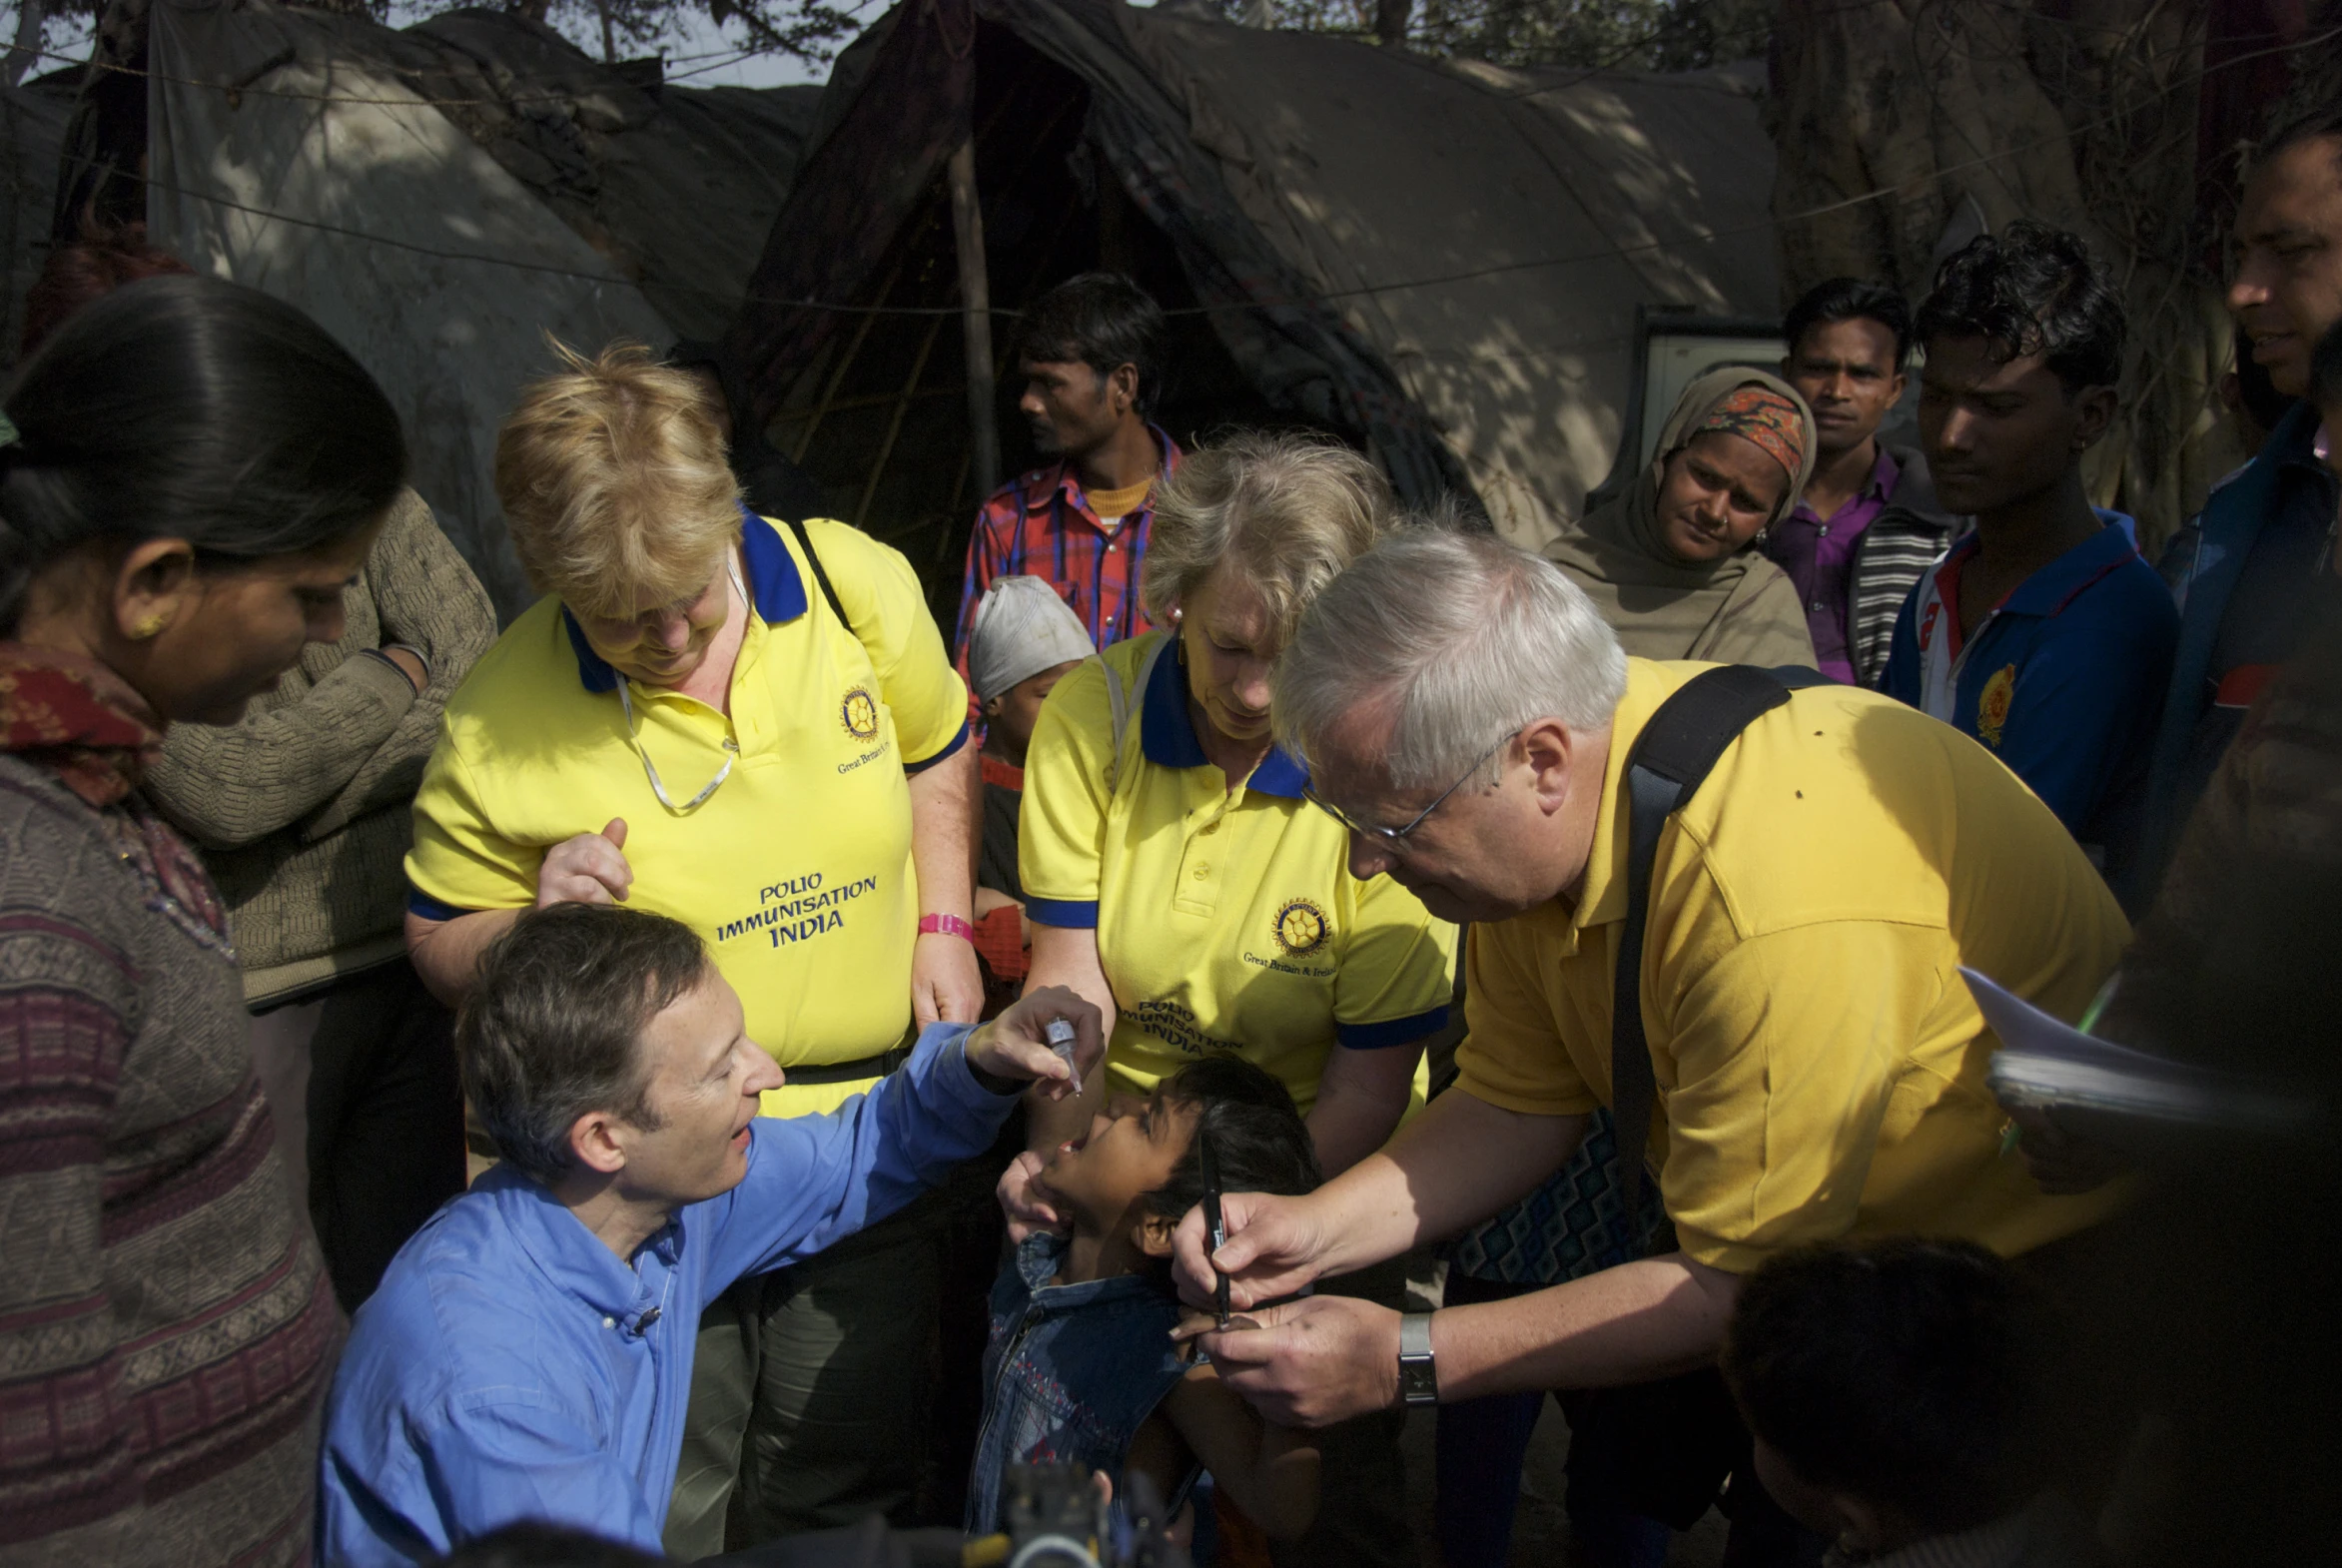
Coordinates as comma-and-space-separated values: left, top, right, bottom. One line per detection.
1771, 279, 1957, 686
954, 274, 1180, 719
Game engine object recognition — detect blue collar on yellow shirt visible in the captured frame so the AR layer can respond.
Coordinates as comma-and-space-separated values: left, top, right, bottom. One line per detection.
1137, 629, 1309, 799
563, 505, 806, 693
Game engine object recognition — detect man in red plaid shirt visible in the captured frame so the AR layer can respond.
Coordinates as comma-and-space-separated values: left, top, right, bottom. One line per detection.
954, 273, 1181, 718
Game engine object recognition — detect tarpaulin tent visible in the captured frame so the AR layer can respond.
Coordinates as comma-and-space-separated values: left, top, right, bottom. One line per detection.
54, 0, 823, 617
725, 0, 1779, 622
1, 73, 75, 368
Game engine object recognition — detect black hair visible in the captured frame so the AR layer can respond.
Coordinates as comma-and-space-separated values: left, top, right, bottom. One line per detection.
425, 1521, 666, 1567
1783, 277, 1914, 370
458, 904, 712, 1185
1137, 1055, 1322, 1224
2255, 106, 2342, 180
1014, 273, 1171, 416
1916, 221, 2126, 392
0, 273, 406, 634
1721, 1237, 2053, 1536
2311, 317, 2342, 416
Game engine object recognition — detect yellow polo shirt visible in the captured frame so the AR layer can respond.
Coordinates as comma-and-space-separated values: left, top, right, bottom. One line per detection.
1021, 631, 1457, 1115
406, 511, 968, 1118
1457, 659, 2130, 1272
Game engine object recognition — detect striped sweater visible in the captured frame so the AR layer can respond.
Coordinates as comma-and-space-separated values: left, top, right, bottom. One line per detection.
0, 754, 336, 1566
1848, 445, 1960, 689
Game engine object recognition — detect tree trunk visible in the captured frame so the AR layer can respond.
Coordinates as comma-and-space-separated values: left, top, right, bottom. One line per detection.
1767, 0, 2248, 552
1374, 0, 1409, 47
6, 0, 47, 88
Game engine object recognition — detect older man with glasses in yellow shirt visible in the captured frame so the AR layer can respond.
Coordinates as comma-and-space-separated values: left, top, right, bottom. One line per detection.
1176, 528, 2132, 1565
402, 343, 981, 1554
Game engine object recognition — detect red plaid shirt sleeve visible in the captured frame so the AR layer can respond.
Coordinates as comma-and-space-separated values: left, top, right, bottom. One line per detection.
951, 429, 1181, 723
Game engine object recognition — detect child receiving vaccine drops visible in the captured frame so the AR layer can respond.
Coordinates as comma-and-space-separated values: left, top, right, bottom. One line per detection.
969, 1057, 1323, 1542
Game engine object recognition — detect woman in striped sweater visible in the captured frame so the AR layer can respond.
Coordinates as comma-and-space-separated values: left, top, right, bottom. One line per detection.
0, 275, 407, 1565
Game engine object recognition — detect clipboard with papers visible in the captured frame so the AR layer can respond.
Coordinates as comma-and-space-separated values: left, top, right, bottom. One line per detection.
1962, 967, 2326, 1138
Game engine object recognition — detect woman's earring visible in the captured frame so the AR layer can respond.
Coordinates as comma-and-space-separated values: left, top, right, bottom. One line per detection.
130, 613, 169, 640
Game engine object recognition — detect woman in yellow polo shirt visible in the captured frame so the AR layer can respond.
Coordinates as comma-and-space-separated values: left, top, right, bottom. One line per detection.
400, 343, 980, 1554
1010, 432, 1458, 1185
1006, 433, 1456, 1566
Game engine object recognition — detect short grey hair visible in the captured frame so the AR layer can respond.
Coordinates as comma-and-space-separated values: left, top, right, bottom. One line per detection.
1274, 527, 1628, 790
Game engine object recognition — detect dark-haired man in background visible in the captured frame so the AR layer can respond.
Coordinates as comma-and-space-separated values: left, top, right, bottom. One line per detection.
952, 273, 1178, 720
1885, 222, 2177, 884
2142, 108, 2342, 891
1772, 278, 1959, 686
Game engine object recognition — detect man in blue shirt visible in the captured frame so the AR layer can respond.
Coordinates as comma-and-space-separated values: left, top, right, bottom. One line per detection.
2143, 109, 2342, 891
318, 904, 1100, 1562
1886, 222, 2178, 885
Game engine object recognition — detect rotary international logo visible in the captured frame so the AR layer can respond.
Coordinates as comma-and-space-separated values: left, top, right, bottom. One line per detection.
1272, 898, 1329, 957
840, 686, 881, 742
1976, 664, 2016, 748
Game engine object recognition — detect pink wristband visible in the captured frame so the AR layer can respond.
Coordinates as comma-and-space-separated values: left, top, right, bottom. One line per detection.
918, 913, 977, 943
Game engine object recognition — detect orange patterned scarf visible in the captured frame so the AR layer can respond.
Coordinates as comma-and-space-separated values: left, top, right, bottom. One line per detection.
0, 643, 164, 808
1694, 384, 1809, 484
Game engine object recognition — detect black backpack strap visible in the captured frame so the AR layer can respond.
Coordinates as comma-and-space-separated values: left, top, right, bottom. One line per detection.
1609, 665, 1813, 1248
783, 515, 856, 638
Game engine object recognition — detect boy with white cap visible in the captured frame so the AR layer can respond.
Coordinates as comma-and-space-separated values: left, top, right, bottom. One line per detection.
969, 576, 1097, 988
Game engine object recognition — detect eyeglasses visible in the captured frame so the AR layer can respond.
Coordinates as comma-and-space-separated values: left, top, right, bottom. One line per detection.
618, 680, 738, 811
612, 552, 746, 813
1302, 730, 1515, 855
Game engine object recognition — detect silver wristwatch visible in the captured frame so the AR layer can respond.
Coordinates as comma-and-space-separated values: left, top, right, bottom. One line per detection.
1397, 1311, 1439, 1406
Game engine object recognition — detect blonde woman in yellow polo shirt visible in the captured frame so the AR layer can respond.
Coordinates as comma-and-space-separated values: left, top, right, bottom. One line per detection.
1006, 433, 1457, 1568
400, 344, 981, 1554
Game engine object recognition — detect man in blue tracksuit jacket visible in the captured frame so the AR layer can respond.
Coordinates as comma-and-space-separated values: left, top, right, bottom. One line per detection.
1884, 223, 2177, 888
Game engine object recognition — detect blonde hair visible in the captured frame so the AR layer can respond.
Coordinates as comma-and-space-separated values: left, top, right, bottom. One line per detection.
494, 339, 742, 619
1140, 432, 1399, 647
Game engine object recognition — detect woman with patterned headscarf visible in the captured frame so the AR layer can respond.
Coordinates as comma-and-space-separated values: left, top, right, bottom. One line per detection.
1545, 368, 1822, 666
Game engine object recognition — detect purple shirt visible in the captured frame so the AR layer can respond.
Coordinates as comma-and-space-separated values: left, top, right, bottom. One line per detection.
1763, 445, 1900, 683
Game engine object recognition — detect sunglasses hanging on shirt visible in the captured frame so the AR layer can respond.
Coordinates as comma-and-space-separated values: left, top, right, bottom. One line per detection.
615, 552, 748, 812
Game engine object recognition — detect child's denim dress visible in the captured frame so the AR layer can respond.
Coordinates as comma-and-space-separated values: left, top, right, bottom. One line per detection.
966, 1232, 1193, 1534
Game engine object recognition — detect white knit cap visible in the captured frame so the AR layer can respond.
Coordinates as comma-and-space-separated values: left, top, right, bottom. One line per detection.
969, 575, 1097, 703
